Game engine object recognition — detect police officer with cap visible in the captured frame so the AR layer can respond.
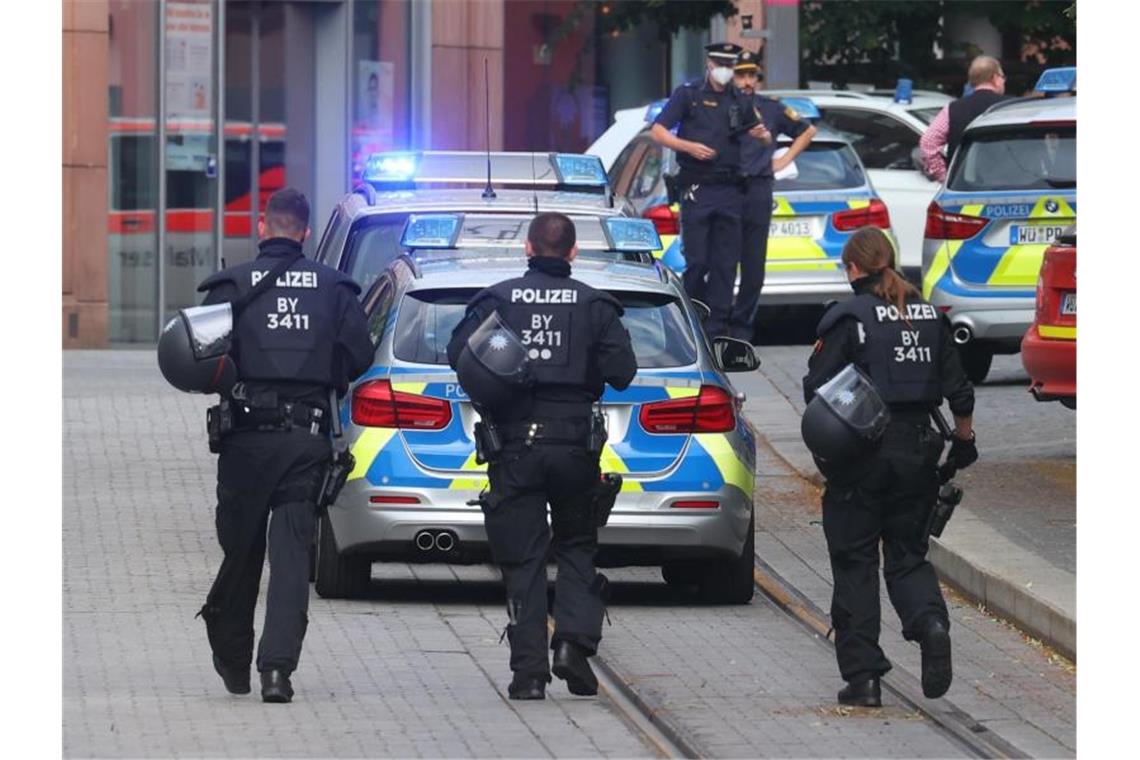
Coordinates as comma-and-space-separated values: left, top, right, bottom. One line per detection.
729, 50, 817, 341
650, 42, 766, 337
178, 188, 373, 703
446, 212, 637, 701
801, 227, 977, 707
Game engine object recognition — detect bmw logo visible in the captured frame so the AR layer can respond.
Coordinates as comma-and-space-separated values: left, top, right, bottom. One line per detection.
1045, 199, 1059, 213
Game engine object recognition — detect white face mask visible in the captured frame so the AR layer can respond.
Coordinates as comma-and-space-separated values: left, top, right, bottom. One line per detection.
710, 66, 734, 86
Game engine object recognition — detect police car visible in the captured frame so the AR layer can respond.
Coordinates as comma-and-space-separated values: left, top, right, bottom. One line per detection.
921, 68, 1076, 382
315, 213, 761, 604
314, 150, 633, 292
597, 99, 897, 311
592, 83, 949, 283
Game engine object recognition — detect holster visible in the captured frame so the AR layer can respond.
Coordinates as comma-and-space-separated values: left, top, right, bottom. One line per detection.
586, 407, 608, 456
664, 173, 680, 205
206, 400, 234, 454
473, 420, 504, 465
317, 448, 355, 513
925, 482, 963, 539
592, 473, 623, 528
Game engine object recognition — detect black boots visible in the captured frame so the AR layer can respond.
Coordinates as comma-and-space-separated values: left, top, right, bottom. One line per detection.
212, 655, 251, 695
508, 673, 547, 700
919, 618, 953, 699
552, 641, 598, 697
260, 669, 294, 703
837, 676, 882, 707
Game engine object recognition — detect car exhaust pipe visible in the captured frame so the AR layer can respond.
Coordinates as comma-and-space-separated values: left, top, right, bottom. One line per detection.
414, 530, 436, 551
434, 531, 456, 553
953, 324, 973, 345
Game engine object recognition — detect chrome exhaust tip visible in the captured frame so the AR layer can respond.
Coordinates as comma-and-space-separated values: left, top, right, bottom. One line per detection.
953, 325, 973, 345
414, 530, 436, 551
434, 531, 456, 552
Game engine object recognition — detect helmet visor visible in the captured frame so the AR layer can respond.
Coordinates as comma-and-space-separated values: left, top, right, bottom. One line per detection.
815, 364, 889, 440
466, 310, 530, 383
181, 303, 234, 360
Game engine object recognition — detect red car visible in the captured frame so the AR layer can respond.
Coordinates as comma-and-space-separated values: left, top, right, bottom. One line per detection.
1021, 227, 1076, 409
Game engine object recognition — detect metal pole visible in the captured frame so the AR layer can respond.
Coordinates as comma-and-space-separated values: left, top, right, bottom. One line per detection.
156, 0, 167, 340
250, 3, 261, 252
410, 0, 431, 149
213, 0, 226, 272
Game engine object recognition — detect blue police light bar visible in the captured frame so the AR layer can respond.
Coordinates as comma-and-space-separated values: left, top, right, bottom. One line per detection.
894, 78, 914, 104
603, 218, 662, 252
363, 151, 419, 183
779, 97, 820, 120
400, 214, 462, 249
552, 154, 608, 187
644, 99, 668, 123
1035, 67, 1076, 94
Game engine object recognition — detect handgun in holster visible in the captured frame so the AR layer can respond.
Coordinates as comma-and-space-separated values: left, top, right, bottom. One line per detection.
663, 172, 681, 206
587, 405, 608, 455
206, 399, 234, 454
592, 473, 623, 528
473, 420, 504, 464
926, 408, 964, 538
317, 448, 355, 514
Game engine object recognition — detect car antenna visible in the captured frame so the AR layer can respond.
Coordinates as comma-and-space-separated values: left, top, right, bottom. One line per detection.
481, 57, 496, 200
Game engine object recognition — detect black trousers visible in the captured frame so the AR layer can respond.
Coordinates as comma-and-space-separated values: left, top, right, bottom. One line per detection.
821, 420, 949, 683
679, 182, 744, 337
201, 428, 331, 675
728, 177, 774, 341
482, 441, 605, 678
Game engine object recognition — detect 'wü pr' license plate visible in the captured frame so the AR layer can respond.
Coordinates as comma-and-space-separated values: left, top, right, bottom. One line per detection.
770, 219, 815, 237
1009, 224, 1066, 245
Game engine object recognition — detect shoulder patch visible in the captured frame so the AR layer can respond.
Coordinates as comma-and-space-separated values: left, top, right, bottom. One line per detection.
784, 106, 801, 122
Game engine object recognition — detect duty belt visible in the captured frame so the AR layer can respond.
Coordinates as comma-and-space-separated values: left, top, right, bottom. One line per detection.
233, 400, 330, 435
501, 418, 591, 447
676, 168, 744, 187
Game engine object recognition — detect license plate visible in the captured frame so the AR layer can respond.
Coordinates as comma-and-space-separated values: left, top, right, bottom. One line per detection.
1010, 224, 1065, 245
1061, 292, 1076, 315
770, 219, 813, 237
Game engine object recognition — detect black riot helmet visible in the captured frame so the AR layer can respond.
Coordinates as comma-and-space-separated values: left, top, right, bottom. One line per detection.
454, 311, 532, 410
157, 303, 238, 394
801, 364, 890, 464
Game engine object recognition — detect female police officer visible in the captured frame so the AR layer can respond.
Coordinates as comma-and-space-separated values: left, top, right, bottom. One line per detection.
801, 227, 978, 707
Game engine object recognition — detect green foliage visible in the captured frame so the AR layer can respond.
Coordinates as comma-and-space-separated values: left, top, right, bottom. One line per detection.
594, 0, 738, 41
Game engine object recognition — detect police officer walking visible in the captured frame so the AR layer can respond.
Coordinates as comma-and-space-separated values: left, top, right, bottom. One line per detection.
729, 50, 816, 341
650, 43, 765, 338
446, 212, 637, 700
801, 227, 978, 707
161, 188, 373, 703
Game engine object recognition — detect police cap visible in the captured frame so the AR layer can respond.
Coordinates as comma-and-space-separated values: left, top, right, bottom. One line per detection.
705, 42, 742, 65
734, 50, 763, 79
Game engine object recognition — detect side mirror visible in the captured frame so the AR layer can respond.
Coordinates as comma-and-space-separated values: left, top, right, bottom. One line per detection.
712, 337, 760, 373
691, 299, 711, 323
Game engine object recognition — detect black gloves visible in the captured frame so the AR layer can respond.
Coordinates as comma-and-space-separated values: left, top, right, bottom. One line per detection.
947, 432, 978, 471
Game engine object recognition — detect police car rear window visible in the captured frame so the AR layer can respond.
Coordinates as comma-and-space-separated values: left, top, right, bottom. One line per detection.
392, 288, 698, 369
774, 143, 866, 191
341, 214, 409, 293
948, 125, 1076, 192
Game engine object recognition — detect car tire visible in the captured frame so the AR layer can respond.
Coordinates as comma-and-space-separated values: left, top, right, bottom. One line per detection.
1061, 396, 1076, 410
314, 513, 372, 599
697, 512, 755, 605
958, 344, 994, 384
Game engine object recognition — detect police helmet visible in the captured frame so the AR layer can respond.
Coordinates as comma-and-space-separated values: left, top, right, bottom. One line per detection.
454, 311, 531, 410
157, 303, 238, 394
801, 364, 890, 463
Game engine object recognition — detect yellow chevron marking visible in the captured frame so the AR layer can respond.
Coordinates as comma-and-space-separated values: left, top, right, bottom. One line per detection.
694, 433, 754, 495
988, 243, 1048, 287
771, 195, 796, 217
448, 451, 488, 490
346, 428, 396, 481
766, 236, 835, 272
600, 444, 644, 492
1030, 196, 1075, 219
655, 233, 678, 260
1039, 325, 1076, 340
665, 387, 700, 399
847, 199, 871, 209
391, 382, 428, 394
922, 240, 963, 299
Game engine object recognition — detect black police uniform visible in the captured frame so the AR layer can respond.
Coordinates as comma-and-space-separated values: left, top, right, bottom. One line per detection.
730, 96, 811, 340
802, 275, 973, 686
196, 237, 373, 685
654, 77, 752, 337
446, 255, 637, 686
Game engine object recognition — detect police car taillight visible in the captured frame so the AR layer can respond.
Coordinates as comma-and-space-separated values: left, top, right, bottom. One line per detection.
643, 204, 679, 236
352, 380, 453, 430
832, 199, 891, 232
638, 385, 735, 434
924, 201, 987, 240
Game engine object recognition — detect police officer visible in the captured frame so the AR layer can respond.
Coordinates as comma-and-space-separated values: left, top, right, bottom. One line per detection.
193, 188, 373, 703
801, 227, 978, 707
446, 212, 637, 701
650, 43, 766, 337
729, 50, 817, 341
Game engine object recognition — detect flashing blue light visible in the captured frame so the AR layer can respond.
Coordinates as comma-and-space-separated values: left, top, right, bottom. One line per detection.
363, 152, 418, 183
894, 78, 914, 104
604, 218, 662, 253
1035, 67, 1076, 94
644, 99, 668, 123
553, 153, 608, 187
400, 214, 462, 249
779, 97, 820, 120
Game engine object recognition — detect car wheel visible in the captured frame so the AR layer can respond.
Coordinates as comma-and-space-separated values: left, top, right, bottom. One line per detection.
314, 513, 372, 599
958, 344, 994, 384
697, 512, 755, 605
1061, 396, 1076, 410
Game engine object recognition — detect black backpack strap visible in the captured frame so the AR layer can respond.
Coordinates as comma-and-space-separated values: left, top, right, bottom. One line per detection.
232, 251, 303, 318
